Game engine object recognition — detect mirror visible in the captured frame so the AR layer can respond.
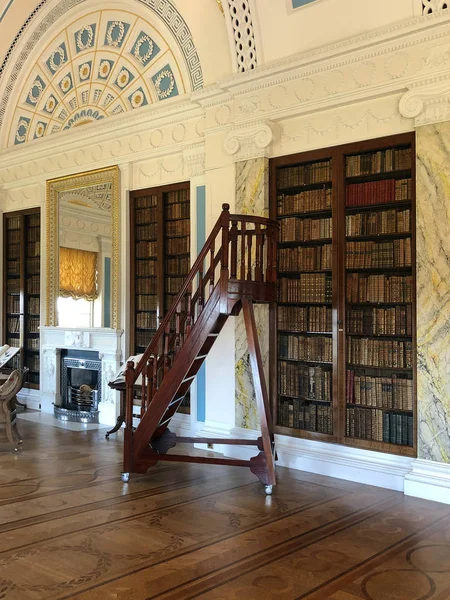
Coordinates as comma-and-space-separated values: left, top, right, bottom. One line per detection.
45, 166, 119, 328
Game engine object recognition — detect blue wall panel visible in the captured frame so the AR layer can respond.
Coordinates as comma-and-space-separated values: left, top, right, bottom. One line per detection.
196, 185, 206, 422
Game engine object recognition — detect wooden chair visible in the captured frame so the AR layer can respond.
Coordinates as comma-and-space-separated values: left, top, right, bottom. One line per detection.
0, 369, 27, 452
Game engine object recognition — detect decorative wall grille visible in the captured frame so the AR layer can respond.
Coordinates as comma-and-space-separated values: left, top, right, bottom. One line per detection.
226, 0, 258, 73
422, 0, 448, 14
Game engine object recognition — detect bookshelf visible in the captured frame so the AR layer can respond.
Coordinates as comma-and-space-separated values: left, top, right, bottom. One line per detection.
3, 209, 41, 389
130, 182, 191, 414
270, 133, 416, 456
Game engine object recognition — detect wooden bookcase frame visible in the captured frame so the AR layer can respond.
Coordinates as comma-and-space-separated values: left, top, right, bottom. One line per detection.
269, 132, 416, 457
2, 207, 41, 390
129, 181, 191, 413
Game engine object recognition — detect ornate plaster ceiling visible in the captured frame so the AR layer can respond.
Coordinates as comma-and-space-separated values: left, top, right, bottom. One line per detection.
59, 182, 112, 214
8, 8, 193, 146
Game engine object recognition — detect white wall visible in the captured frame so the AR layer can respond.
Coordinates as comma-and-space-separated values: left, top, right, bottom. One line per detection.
253, 0, 417, 64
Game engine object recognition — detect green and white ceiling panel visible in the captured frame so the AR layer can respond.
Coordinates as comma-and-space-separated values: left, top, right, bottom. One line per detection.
9, 9, 187, 146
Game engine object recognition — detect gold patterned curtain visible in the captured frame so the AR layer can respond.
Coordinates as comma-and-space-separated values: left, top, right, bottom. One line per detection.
59, 247, 98, 301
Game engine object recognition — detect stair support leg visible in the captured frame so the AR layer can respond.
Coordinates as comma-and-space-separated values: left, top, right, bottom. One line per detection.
242, 298, 276, 487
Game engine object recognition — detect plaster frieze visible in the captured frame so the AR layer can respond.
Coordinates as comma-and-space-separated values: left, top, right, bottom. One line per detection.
195, 20, 450, 135
0, 106, 204, 187
399, 76, 450, 126
224, 120, 274, 161
277, 94, 412, 157
134, 153, 188, 189
2, 184, 41, 211
215, 11, 450, 94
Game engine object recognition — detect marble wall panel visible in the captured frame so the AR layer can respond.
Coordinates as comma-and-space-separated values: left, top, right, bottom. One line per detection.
235, 158, 270, 430
417, 123, 450, 463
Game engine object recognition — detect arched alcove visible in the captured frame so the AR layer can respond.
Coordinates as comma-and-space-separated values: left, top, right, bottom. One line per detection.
0, 0, 232, 148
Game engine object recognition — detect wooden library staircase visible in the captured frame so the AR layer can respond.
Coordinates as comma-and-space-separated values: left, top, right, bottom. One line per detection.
116, 204, 278, 493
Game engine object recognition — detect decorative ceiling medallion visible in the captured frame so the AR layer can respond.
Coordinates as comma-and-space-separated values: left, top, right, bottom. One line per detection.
46, 44, 67, 74
75, 24, 96, 52
44, 95, 58, 114
15, 117, 30, 144
115, 67, 134, 89
153, 65, 177, 100
59, 73, 73, 95
131, 32, 159, 66
98, 60, 114, 79
105, 21, 129, 48
26, 76, 45, 106
79, 62, 92, 81
129, 88, 148, 109
34, 121, 46, 139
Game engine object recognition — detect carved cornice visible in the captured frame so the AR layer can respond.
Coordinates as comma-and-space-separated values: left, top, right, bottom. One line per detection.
399, 75, 450, 126
219, 11, 450, 93
224, 120, 274, 161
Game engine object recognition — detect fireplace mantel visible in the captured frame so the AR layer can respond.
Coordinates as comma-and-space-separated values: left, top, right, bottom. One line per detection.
40, 327, 123, 425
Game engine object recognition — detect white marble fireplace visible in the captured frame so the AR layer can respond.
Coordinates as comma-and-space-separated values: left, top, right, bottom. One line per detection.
40, 327, 123, 425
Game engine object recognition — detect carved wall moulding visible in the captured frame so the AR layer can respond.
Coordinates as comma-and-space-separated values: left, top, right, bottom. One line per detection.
64, 331, 90, 348
224, 121, 274, 161
183, 144, 206, 177
399, 78, 450, 126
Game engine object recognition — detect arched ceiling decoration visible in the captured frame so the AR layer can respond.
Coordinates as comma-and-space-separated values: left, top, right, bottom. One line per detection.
59, 182, 112, 213
0, 1, 204, 147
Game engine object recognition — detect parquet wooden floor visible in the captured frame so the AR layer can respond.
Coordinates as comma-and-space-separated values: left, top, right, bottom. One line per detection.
0, 418, 450, 599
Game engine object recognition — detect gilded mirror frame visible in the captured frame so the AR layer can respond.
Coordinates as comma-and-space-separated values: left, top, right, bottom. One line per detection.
45, 166, 120, 328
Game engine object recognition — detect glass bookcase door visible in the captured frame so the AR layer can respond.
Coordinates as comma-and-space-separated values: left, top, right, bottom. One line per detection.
3, 209, 41, 389
4, 215, 22, 370
274, 157, 336, 437
24, 212, 41, 387
163, 188, 190, 414
344, 144, 414, 451
130, 183, 191, 414
132, 193, 159, 354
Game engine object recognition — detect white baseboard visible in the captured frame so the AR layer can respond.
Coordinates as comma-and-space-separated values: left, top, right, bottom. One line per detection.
194, 420, 235, 454
222, 426, 413, 493
16, 388, 41, 411
274, 433, 413, 492
404, 459, 450, 505
169, 413, 197, 437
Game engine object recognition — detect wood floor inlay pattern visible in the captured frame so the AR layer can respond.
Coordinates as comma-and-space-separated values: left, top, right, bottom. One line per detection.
0, 420, 449, 599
